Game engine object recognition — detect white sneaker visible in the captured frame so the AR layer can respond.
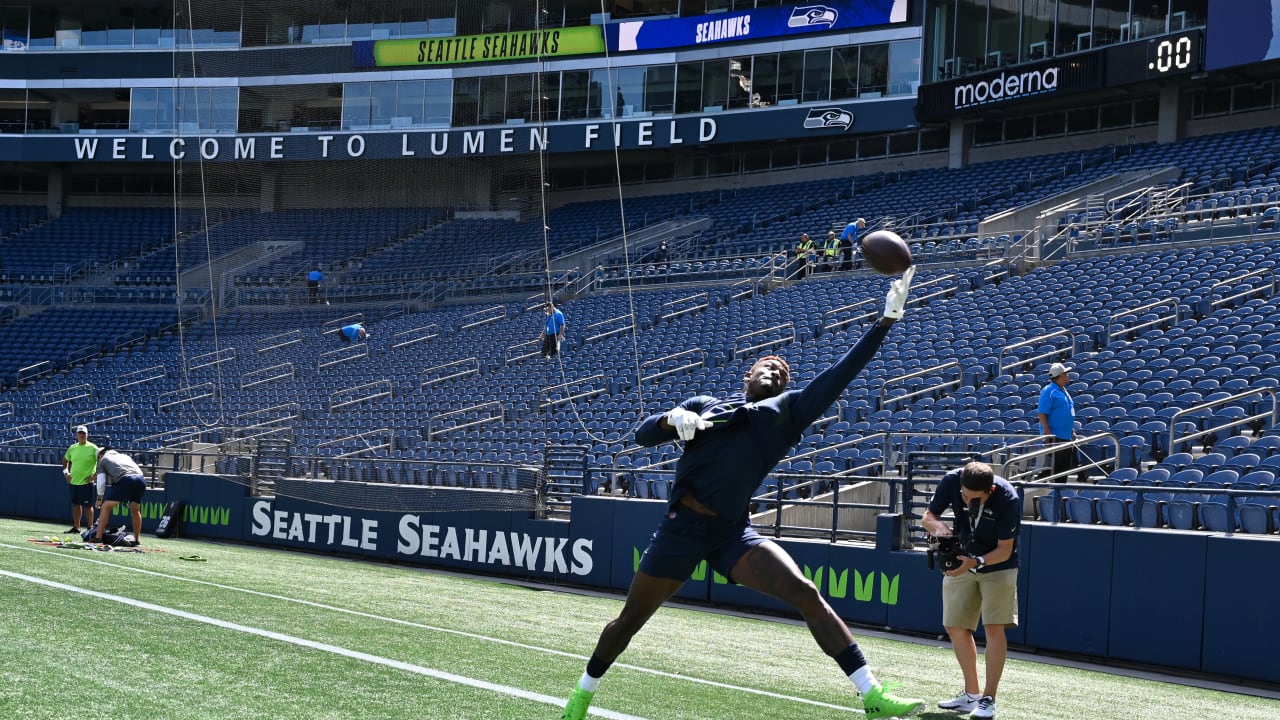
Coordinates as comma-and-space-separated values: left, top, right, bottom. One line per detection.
971, 695, 996, 718
937, 691, 980, 712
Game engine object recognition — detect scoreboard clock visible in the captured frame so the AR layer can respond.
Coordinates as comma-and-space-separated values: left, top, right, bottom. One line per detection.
1105, 29, 1204, 87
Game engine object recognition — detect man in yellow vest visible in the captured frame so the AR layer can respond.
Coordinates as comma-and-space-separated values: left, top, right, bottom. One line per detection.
795, 232, 816, 279
823, 230, 841, 272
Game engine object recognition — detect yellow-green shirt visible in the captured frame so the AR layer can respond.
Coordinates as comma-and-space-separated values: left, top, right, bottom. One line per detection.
64, 442, 99, 485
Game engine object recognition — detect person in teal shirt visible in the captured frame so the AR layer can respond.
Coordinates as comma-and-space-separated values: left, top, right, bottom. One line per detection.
540, 303, 566, 359
1037, 362, 1078, 482
61, 425, 98, 533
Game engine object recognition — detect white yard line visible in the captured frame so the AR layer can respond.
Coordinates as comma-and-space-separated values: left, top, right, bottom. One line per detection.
1, 542, 865, 714
0, 565, 651, 720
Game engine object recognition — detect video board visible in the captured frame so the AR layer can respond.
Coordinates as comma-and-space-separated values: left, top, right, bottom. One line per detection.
604, 0, 909, 53
1205, 0, 1280, 71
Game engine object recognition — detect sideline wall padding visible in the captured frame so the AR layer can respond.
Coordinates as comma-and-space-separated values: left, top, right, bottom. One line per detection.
1201, 534, 1280, 684
1023, 523, 1114, 656
1109, 530, 1207, 671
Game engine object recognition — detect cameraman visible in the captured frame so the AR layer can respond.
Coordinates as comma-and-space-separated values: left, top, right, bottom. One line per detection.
922, 461, 1020, 720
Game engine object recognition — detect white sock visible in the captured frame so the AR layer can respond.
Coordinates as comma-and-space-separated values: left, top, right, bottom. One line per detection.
578, 672, 601, 693
849, 666, 878, 694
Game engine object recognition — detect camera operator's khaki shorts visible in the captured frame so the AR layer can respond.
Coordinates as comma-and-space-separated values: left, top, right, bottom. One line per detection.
942, 568, 1018, 631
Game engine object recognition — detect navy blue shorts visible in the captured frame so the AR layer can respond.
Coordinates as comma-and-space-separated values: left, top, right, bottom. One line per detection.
69, 483, 94, 507
637, 504, 767, 582
104, 475, 147, 504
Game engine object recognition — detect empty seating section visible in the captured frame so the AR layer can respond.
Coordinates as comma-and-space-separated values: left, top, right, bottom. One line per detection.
0, 306, 185, 388
1, 126, 1280, 529
0, 231, 1276, 528
0, 207, 192, 282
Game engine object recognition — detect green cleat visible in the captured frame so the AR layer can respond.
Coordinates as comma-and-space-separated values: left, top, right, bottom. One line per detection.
560, 687, 595, 720
862, 682, 924, 719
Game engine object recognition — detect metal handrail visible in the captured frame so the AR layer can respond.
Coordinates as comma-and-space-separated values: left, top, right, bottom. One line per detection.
0, 423, 42, 445
316, 428, 393, 458
459, 305, 506, 330
329, 380, 393, 412
421, 358, 480, 389
156, 383, 216, 412
539, 374, 608, 410
321, 313, 364, 335
233, 403, 300, 435
116, 365, 166, 389
391, 323, 440, 349
258, 330, 303, 353
1105, 297, 1179, 343
732, 322, 795, 360
1208, 268, 1276, 311
39, 383, 93, 409
980, 431, 1121, 483
505, 338, 542, 365
70, 403, 131, 429
880, 362, 962, 410
820, 297, 879, 334
583, 314, 635, 344
188, 347, 237, 370
241, 363, 295, 390
1168, 387, 1278, 453
658, 292, 709, 323
641, 349, 705, 384
428, 402, 504, 439
997, 329, 1074, 376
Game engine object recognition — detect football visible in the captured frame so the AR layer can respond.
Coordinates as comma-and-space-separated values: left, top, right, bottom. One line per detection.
860, 230, 913, 276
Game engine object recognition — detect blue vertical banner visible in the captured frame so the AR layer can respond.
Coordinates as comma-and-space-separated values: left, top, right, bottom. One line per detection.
604, 0, 909, 53
1206, 0, 1280, 70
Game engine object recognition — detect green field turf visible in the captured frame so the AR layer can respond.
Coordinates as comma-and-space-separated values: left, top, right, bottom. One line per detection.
0, 518, 1273, 720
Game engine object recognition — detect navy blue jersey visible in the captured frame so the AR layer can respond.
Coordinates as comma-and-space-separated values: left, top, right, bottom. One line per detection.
635, 322, 891, 520
927, 468, 1021, 572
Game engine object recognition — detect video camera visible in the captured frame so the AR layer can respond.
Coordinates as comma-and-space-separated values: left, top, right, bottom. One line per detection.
927, 535, 966, 572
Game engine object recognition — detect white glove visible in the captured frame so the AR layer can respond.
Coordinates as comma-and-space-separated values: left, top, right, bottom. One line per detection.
666, 407, 711, 441
883, 265, 916, 320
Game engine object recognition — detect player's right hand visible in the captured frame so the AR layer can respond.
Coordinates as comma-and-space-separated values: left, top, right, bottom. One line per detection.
883, 265, 916, 320
666, 407, 710, 441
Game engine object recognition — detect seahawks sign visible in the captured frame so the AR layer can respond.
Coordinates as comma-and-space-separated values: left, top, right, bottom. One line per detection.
605, 0, 908, 52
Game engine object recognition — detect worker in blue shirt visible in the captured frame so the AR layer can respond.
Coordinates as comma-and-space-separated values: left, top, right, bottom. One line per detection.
307, 267, 324, 304
1037, 362, 1078, 482
840, 218, 867, 271
540, 302, 566, 359
560, 268, 922, 720
339, 323, 368, 342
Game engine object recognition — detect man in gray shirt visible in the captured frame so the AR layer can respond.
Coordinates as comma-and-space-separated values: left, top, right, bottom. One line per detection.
93, 448, 147, 544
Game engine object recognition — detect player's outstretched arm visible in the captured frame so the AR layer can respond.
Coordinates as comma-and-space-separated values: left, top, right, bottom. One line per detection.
790, 267, 916, 426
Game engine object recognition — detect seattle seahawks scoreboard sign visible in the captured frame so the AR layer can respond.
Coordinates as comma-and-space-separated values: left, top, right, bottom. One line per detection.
2, 100, 916, 163
605, 0, 910, 52
353, 26, 605, 67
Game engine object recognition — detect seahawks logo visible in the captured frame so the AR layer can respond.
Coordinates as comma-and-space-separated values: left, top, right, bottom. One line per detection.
788, 5, 838, 28
803, 108, 854, 131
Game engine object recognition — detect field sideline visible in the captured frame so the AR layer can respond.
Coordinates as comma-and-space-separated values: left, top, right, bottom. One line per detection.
0, 517, 1274, 720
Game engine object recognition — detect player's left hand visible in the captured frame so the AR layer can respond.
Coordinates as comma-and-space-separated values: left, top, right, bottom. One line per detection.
666, 407, 711, 441
883, 265, 916, 320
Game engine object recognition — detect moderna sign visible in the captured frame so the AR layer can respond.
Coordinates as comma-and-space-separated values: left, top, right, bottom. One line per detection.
953, 65, 1060, 110
916, 53, 1103, 121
